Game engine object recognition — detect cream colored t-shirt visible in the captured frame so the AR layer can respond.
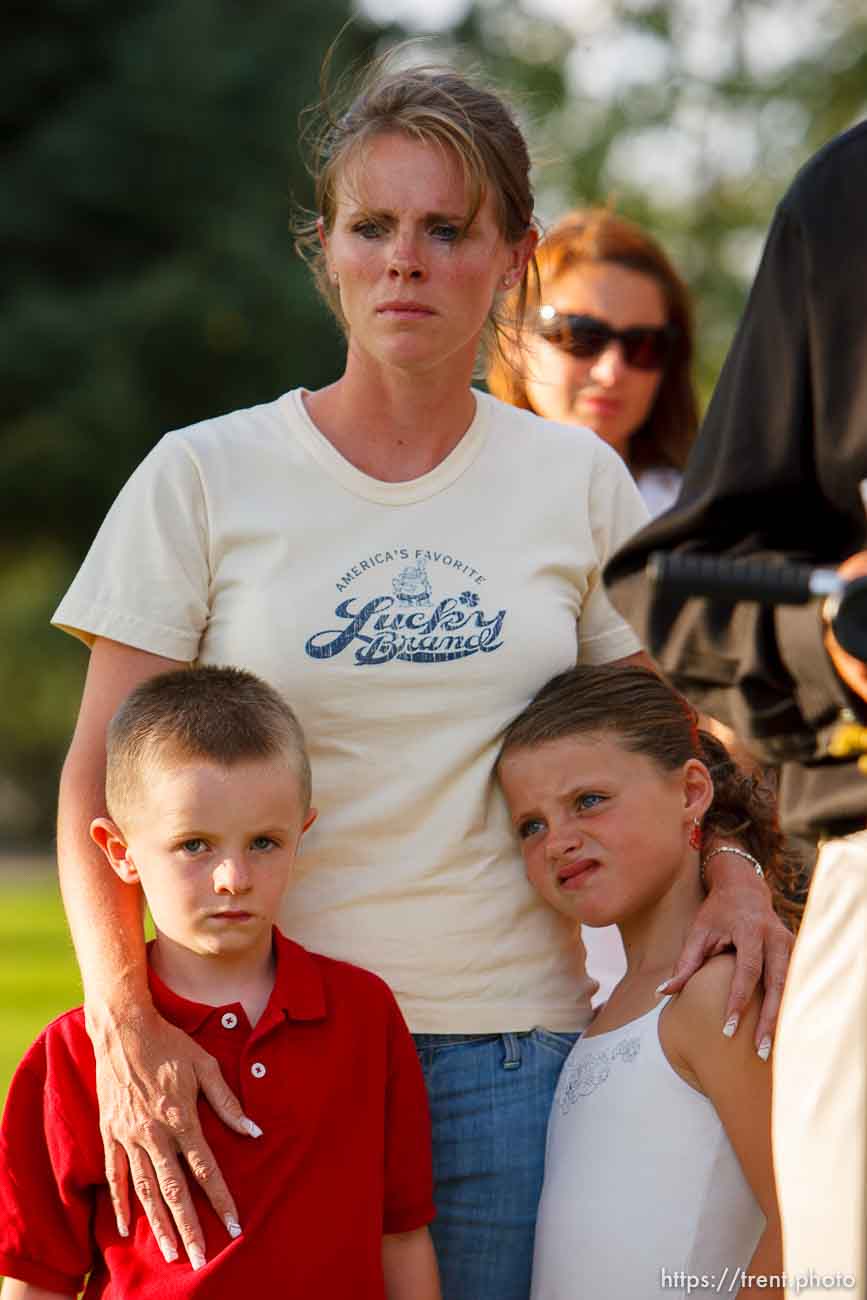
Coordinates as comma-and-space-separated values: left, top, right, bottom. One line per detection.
54, 389, 647, 1032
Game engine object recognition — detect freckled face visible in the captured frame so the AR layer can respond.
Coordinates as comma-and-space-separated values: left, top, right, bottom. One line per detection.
522, 263, 668, 456
321, 132, 529, 376
498, 734, 695, 928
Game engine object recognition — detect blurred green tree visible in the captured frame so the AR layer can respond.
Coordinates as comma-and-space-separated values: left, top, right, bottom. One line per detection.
1, 0, 374, 840
3, 0, 377, 550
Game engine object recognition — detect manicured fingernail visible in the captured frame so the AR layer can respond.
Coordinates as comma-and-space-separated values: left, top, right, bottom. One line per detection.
188, 1246, 206, 1271
159, 1237, 178, 1263
655, 981, 670, 995
722, 1015, 739, 1038
225, 1217, 243, 1239
117, 1218, 129, 1239
757, 1036, 772, 1062
241, 1116, 263, 1138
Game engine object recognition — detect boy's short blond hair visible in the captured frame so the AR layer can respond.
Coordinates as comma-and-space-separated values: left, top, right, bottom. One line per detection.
105, 666, 311, 826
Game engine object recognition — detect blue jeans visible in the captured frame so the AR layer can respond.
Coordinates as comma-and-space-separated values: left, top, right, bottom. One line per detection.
414, 1029, 579, 1300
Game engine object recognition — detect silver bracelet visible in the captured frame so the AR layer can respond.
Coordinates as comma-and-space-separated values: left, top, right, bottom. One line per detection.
700, 846, 765, 893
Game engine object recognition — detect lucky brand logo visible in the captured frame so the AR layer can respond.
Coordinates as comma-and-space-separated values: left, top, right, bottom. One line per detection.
305, 552, 507, 665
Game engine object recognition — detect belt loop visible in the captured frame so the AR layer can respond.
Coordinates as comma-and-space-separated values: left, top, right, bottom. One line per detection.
501, 1032, 522, 1070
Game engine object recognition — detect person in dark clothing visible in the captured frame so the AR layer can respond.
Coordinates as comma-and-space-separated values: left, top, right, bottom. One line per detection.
604, 119, 867, 866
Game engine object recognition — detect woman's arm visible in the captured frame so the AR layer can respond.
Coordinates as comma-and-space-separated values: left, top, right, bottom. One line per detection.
611, 652, 793, 1050
381, 1228, 441, 1300
58, 638, 253, 1265
662, 958, 782, 1298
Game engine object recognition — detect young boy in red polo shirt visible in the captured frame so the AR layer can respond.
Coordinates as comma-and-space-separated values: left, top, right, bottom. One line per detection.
0, 667, 439, 1299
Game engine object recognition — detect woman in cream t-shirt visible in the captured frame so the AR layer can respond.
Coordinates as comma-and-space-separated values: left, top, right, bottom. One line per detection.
52, 53, 789, 1300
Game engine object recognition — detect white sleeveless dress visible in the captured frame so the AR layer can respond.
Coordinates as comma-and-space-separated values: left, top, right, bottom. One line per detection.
531, 998, 765, 1298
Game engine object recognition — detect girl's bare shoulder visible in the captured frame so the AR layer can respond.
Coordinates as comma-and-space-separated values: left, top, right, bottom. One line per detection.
661, 954, 762, 1086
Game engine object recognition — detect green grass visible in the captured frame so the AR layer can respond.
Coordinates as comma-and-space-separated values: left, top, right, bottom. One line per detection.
0, 873, 83, 1105
0, 870, 83, 1289
0, 871, 153, 1293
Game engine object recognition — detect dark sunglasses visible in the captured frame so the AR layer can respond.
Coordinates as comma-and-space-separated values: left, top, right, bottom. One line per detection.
536, 309, 677, 371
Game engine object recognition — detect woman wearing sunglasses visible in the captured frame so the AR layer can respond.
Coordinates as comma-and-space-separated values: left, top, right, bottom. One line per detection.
488, 207, 698, 517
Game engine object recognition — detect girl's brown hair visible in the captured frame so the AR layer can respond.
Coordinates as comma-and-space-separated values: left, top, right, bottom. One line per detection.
293, 46, 539, 365
487, 207, 699, 476
499, 664, 803, 928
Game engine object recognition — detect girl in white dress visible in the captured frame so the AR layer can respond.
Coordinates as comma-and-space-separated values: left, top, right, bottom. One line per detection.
498, 664, 801, 1299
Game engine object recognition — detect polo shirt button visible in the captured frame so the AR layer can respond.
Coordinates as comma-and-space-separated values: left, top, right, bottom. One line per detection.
251, 1062, 267, 1078
221, 1012, 238, 1030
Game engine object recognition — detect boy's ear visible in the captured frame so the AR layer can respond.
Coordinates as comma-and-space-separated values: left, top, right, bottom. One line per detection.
90, 817, 140, 884
682, 759, 714, 823
302, 807, 318, 836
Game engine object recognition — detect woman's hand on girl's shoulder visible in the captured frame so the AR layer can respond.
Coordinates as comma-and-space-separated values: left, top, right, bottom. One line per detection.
660, 953, 761, 1084
658, 857, 792, 1057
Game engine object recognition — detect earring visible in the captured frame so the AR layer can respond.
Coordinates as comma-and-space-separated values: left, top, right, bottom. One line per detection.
689, 818, 703, 851
331, 270, 339, 283
501, 273, 514, 288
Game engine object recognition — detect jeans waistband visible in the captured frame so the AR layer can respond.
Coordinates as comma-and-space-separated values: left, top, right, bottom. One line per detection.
412, 1032, 517, 1047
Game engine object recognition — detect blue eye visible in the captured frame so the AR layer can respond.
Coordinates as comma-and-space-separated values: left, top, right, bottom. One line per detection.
518, 818, 545, 840
250, 836, 277, 851
430, 223, 460, 242
576, 793, 605, 811
352, 220, 381, 239
181, 838, 207, 854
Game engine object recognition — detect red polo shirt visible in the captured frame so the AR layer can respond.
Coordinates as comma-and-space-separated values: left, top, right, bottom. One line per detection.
0, 929, 434, 1297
